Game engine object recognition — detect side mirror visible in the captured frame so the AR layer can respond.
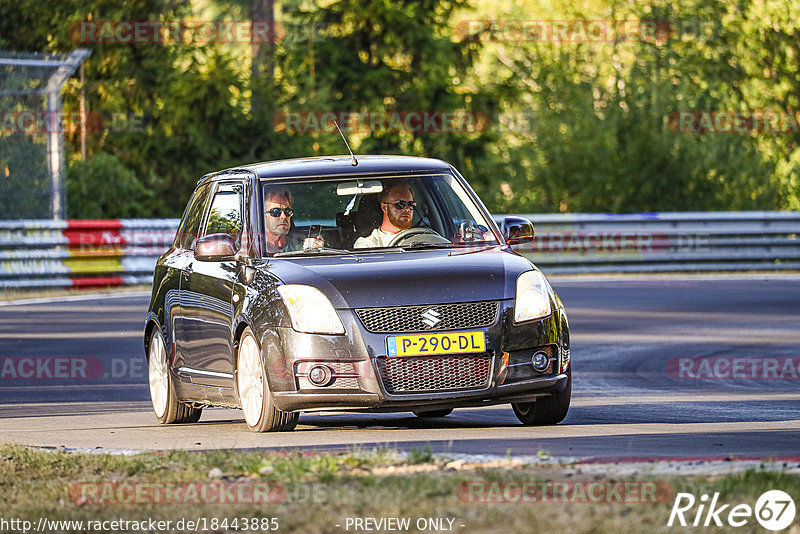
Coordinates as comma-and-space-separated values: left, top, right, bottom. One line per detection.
194, 233, 237, 261
501, 216, 535, 246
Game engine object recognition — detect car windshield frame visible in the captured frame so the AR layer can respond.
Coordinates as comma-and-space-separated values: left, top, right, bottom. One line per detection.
257, 171, 503, 258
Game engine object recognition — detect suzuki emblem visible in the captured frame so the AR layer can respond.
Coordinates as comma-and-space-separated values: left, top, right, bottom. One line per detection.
421, 308, 442, 328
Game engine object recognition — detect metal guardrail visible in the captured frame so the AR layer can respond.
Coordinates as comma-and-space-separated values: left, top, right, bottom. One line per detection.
503, 211, 800, 274
0, 219, 177, 289
1, 212, 798, 288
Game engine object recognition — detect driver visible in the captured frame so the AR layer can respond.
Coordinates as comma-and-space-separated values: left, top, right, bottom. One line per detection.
354, 182, 416, 248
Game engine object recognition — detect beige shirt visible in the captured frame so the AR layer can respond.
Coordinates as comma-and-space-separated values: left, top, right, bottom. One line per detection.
354, 228, 403, 248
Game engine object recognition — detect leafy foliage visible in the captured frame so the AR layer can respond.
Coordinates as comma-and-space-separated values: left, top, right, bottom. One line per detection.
1, 0, 798, 217
479, 0, 794, 213
66, 152, 156, 218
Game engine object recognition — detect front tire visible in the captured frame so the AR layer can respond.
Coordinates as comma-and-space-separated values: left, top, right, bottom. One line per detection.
148, 329, 202, 424
512, 369, 571, 425
236, 327, 298, 432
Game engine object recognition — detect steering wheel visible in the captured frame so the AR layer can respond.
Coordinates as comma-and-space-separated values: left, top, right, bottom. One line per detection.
387, 228, 449, 247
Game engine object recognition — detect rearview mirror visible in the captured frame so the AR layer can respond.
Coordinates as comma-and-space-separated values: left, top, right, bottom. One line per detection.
336, 180, 383, 196
194, 233, 237, 261
501, 216, 535, 246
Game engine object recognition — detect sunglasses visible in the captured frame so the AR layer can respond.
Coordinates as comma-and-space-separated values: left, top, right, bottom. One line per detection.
383, 200, 417, 210
266, 207, 293, 218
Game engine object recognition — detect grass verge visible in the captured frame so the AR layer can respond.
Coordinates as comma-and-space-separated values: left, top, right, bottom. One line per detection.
1, 444, 798, 533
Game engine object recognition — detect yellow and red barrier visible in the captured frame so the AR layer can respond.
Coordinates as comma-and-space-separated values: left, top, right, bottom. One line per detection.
3, 211, 800, 289
0, 219, 179, 289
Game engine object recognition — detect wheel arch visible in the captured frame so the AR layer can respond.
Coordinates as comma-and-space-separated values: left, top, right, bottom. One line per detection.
232, 315, 252, 365
232, 314, 290, 397
231, 314, 260, 390
143, 313, 161, 360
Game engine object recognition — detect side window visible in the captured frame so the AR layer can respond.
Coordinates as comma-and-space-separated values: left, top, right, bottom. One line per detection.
179, 183, 212, 250
204, 184, 243, 248
173, 191, 195, 247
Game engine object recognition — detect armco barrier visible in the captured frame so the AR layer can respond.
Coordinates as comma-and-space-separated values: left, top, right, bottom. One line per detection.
500, 211, 800, 274
0, 219, 179, 289
1, 212, 798, 288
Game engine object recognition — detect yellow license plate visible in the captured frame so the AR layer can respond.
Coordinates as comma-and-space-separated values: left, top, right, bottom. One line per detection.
386, 331, 485, 357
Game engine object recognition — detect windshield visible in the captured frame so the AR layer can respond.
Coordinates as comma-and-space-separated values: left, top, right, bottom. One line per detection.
260, 173, 500, 256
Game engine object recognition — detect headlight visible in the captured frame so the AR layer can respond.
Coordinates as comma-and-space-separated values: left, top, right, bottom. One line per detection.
277, 285, 345, 335
514, 270, 552, 323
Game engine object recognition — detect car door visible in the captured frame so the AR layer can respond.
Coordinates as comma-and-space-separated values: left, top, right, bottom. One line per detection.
167, 182, 212, 374
176, 180, 244, 388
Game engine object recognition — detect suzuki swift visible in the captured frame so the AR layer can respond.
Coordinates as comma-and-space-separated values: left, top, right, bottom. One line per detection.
144, 155, 571, 432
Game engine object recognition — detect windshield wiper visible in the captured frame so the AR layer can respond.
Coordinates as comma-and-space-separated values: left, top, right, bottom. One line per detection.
273, 246, 354, 257
403, 241, 499, 250
449, 243, 499, 255
401, 242, 456, 250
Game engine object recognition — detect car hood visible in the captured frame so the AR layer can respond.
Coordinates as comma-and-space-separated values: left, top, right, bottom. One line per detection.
263, 247, 537, 309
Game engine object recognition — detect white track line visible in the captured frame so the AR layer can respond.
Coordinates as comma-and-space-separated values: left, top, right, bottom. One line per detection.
0, 290, 150, 307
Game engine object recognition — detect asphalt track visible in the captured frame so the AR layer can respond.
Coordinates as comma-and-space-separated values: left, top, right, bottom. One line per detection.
0, 275, 798, 460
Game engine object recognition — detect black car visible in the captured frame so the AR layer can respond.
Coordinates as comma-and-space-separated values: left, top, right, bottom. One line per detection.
145, 155, 571, 432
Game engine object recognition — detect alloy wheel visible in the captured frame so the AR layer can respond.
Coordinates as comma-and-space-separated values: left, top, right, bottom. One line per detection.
148, 332, 169, 418
237, 333, 264, 428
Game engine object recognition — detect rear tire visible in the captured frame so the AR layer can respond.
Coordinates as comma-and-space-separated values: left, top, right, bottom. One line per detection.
148, 329, 202, 424
413, 408, 453, 418
512, 369, 571, 425
236, 327, 298, 432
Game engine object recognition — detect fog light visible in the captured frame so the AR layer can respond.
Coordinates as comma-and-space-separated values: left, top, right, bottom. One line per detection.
531, 351, 550, 373
308, 365, 332, 386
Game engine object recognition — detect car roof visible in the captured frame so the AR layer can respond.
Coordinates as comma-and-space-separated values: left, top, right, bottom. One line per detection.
201, 155, 452, 184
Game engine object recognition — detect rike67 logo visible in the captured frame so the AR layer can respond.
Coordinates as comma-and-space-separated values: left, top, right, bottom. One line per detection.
668, 490, 796, 531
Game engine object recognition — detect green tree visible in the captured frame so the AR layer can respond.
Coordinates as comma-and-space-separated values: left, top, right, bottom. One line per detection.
66, 152, 157, 218
469, 0, 792, 213
0, 0, 292, 217
3, 0, 798, 218
274, 0, 498, 189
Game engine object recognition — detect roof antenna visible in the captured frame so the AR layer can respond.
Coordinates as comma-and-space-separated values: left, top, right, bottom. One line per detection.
333, 120, 358, 166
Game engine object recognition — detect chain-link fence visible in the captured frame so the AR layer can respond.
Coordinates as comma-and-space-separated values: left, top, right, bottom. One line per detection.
0, 49, 90, 220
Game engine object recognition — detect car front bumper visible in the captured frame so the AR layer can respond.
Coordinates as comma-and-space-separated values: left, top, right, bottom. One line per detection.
272, 373, 569, 412
262, 302, 570, 413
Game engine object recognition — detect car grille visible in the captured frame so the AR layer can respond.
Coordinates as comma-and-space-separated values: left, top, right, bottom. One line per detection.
355, 301, 500, 333
376, 354, 493, 394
